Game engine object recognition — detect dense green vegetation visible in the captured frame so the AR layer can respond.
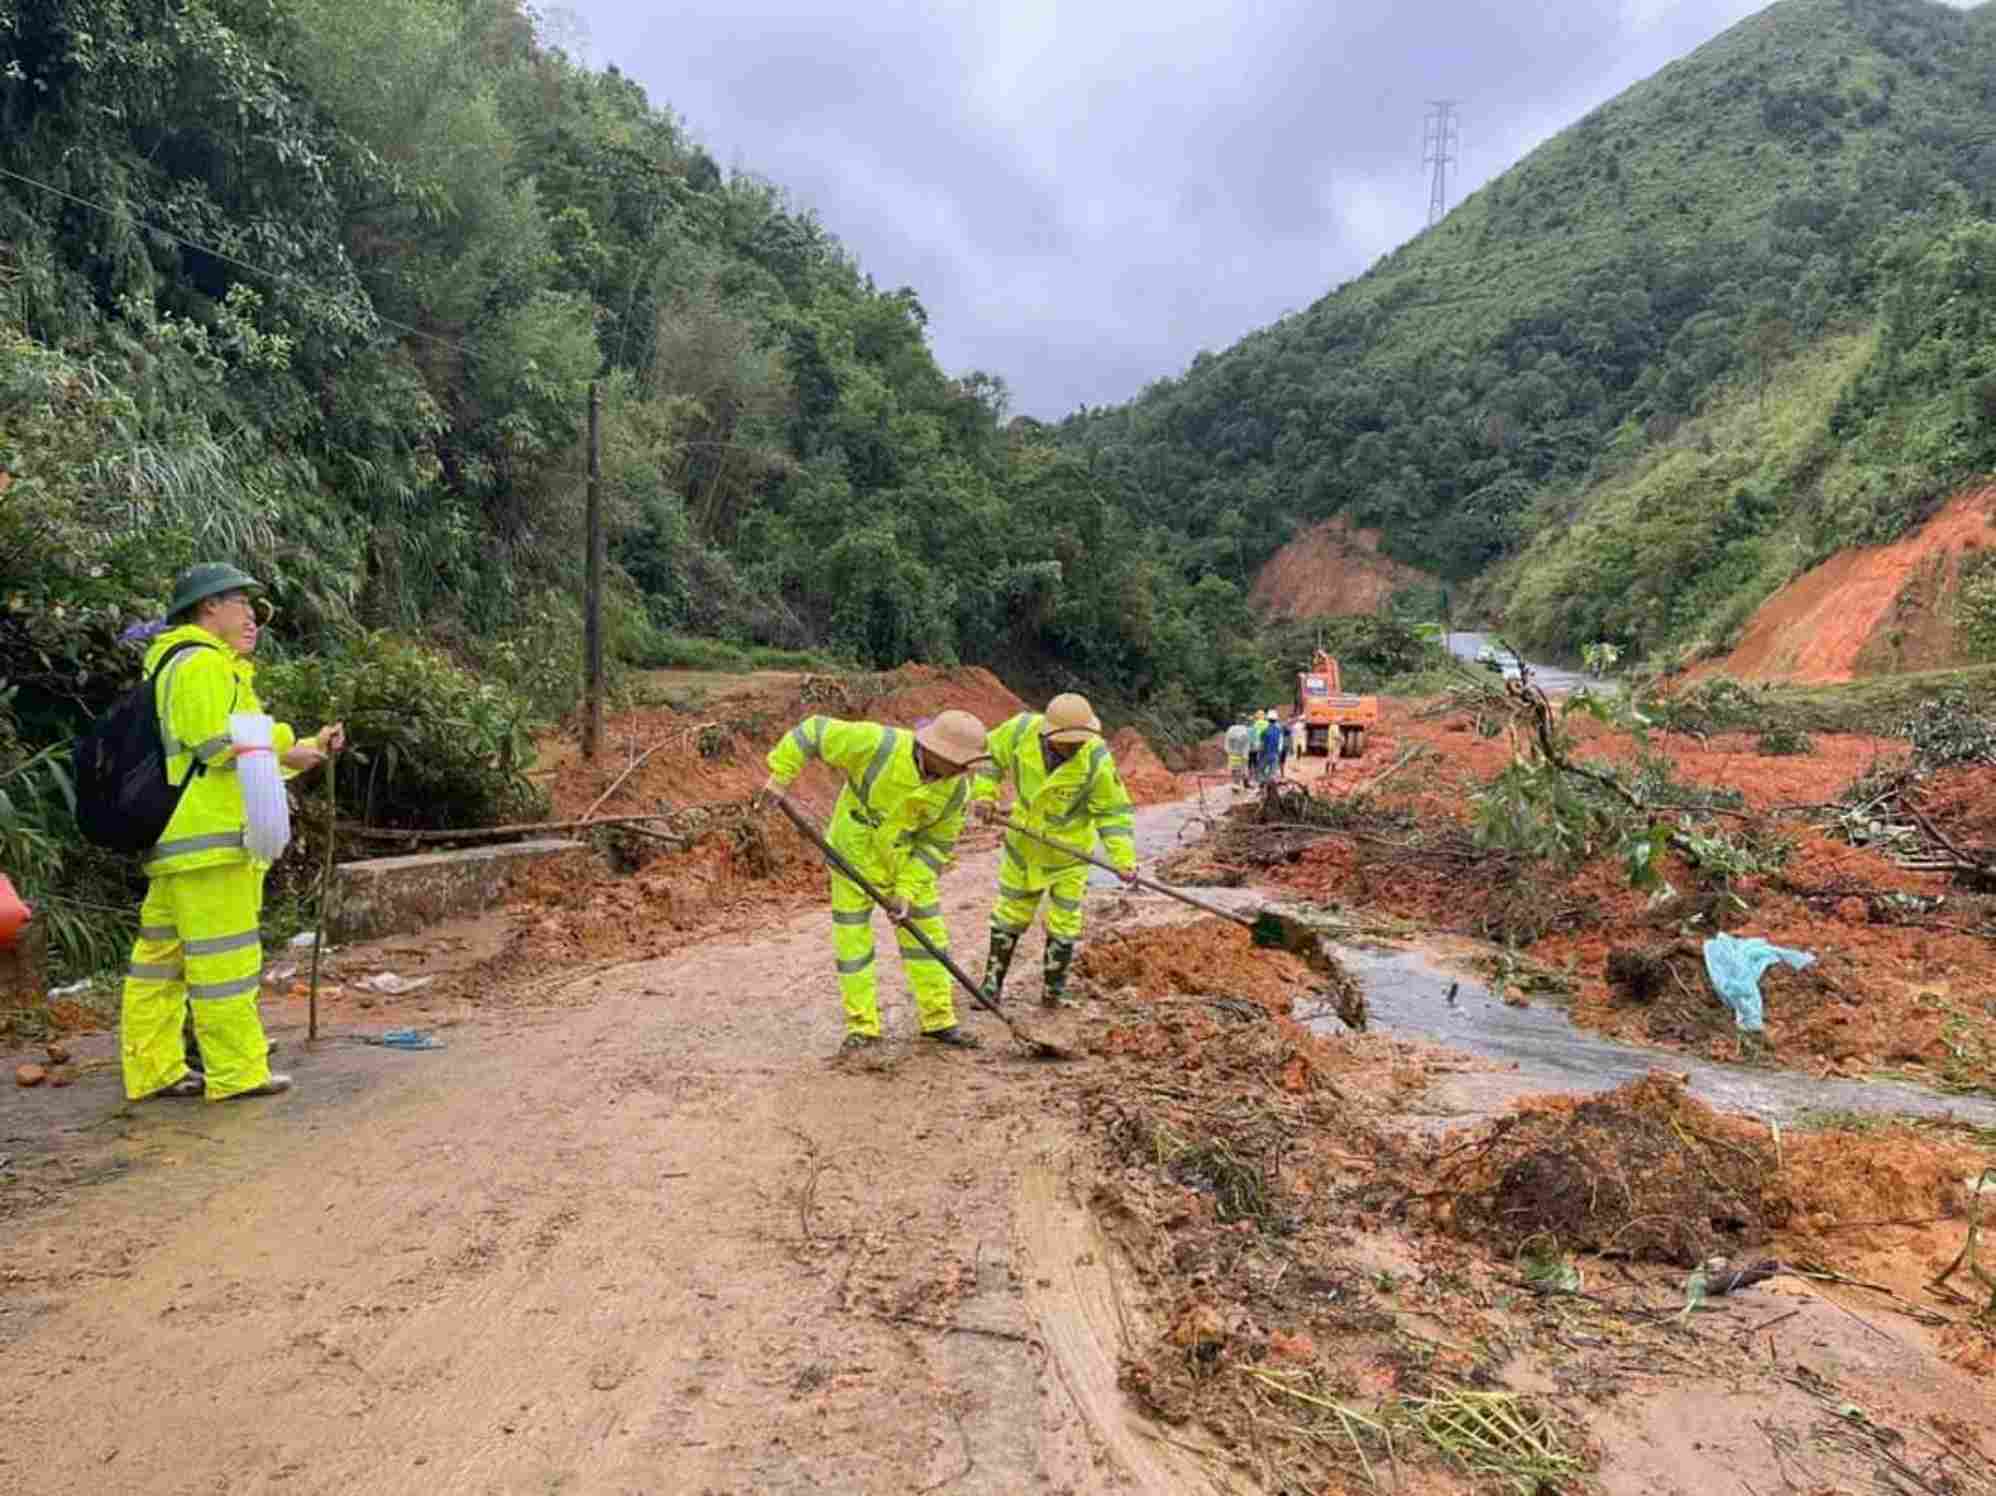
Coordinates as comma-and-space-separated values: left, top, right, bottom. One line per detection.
1062, 0, 1996, 659
0, 0, 1294, 974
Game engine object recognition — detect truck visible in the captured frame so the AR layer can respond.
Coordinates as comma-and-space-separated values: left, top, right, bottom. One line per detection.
1295, 650, 1379, 759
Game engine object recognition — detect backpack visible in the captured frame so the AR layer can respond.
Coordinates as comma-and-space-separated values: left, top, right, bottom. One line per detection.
73, 641, 220, 855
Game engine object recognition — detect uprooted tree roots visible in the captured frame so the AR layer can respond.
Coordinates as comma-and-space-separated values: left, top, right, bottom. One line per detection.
1433, 1074, 1783, 1266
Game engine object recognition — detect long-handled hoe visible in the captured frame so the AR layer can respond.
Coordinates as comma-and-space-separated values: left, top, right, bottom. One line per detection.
775, 796, 1076, 1060
1003, 819, 1326, 959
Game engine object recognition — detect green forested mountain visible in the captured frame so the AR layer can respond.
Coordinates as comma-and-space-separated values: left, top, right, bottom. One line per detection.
1063, 0, 1996, 659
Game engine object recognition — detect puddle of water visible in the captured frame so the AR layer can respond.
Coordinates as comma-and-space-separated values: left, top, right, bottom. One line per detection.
1106, 783, 1996, 1130
1324, 939, 1996, 1129
1107, 791, 1996, 1128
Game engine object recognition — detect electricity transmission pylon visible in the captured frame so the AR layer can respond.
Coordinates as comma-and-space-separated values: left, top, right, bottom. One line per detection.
1422, 101, 1459, 228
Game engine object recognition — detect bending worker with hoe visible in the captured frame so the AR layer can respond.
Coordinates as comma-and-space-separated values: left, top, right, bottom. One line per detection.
754, 710, 991, 1054
970, 693, 1138, 1008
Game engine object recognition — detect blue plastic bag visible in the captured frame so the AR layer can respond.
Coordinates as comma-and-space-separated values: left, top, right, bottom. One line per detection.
1701, 936, 1815, 1032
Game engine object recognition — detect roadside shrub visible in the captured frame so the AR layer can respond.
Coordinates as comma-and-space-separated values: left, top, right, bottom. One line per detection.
260, 634, 546, 830
1756, 725, 1816, 756
1648, 675, 1770, 733
1954, 548, 1996, 662
1900, 691, 1996, 766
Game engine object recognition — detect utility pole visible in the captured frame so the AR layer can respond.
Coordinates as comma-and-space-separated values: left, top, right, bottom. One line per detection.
582, 381, 603, 762
1422, 101, 1460, 229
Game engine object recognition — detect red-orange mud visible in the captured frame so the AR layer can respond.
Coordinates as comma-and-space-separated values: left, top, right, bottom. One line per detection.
1249, 515, 1439, 618
1253, 700, 1996, 1082
497, 665, 1187, 979
1707, 486, 1996, 682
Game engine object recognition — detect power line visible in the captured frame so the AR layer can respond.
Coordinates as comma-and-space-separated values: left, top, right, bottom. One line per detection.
0, 161, 489, 366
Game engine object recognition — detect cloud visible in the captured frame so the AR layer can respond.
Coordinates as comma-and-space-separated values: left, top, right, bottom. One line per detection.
570, 0, 1774, 418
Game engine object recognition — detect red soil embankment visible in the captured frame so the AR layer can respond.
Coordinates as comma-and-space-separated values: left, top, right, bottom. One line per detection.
1710, 488, 1996, 683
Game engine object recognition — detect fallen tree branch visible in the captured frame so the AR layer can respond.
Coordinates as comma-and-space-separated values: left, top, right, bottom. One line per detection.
583, 731, 705, 820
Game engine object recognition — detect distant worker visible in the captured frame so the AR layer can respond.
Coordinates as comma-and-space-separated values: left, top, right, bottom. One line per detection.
1288, 714, 1306, 767
755, 710, 991, 1054
1223, 717, 1252, 789
1247, 709, 1266, 784
968, 694, 1139, 1008
1261, 710, 1287, 783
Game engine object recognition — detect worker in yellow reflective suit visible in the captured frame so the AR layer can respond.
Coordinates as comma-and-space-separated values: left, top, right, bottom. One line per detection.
121, 564, 344, 1102
756, 709, 991, 1054
969, 693, 1137, 1008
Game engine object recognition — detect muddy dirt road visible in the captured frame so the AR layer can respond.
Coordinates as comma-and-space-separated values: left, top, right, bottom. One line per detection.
0, 826, 1206, 1495
4, 780, 1991, 1495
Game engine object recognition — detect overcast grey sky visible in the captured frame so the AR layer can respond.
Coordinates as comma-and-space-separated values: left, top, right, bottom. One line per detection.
564, 0, 1773, 419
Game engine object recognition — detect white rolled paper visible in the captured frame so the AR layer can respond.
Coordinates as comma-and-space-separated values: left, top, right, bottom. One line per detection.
229, 712, 292, 864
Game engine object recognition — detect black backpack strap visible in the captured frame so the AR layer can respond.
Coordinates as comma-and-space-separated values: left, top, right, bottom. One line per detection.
152, 641, 224, 789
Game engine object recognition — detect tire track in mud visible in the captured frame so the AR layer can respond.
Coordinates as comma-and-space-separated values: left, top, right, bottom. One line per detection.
1017, 1155, 1246, 1495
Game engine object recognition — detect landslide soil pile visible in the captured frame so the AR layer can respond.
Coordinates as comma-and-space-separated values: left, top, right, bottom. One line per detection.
460, 666, 1187, 996
1061, 916, 1996, 1493
1196, 697, 1996, 1090
1708, 486, 1996, 683
1432, 1072, 1986, 1268
1250, 516, 1439, 620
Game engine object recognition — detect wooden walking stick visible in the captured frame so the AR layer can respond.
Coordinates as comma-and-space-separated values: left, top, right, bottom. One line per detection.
308, 750, 336, 1042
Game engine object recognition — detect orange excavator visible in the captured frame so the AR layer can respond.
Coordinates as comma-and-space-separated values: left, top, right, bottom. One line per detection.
1295, 650, 1378, 758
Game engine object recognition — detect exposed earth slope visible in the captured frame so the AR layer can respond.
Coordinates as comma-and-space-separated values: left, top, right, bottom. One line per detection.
1707, 485, 1996, 682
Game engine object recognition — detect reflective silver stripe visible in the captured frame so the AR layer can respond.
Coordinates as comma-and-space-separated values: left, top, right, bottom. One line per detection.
188, 973, 261, 1001
1012, 713, 1044, 791
993, 919, 1032, 936
790, 716, 827, 762
1100, 826, 1134, 842
833, 908, 873, 927
858, 727, 900, 813
193, 734, 233, 764
128, 961, 184, 981
911, 846, 944, 874
836, 951, 876, 976
1049, 892, 1083, 913
895, 944, 940, 963
184, 929, 260, 958
151, 831, 245, 859
998, 883, 1038, 905
907, 902, 942, 921
138, 924, 178, 942
1058, 745, 1108, 825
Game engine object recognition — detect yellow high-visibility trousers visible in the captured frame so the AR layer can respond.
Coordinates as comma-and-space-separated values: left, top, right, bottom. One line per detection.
826, 809, 957, 1037
992, 833, 1091, 941
121, 862, 273, 1101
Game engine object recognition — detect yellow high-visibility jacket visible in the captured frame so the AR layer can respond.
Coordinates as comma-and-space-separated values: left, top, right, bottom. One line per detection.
767, 716, 972, 900
141, 625, 299, 878
971, 712, 1136, 874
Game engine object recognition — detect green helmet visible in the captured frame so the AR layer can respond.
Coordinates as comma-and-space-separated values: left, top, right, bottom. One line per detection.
168, 563, 262, 620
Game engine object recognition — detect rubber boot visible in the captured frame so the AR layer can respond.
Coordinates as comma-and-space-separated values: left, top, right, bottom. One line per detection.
981, 927, 1020, 1007
1042, 937, 1078, 1009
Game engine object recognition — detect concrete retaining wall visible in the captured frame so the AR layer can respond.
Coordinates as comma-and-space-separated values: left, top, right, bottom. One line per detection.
330, 838, 596, 944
